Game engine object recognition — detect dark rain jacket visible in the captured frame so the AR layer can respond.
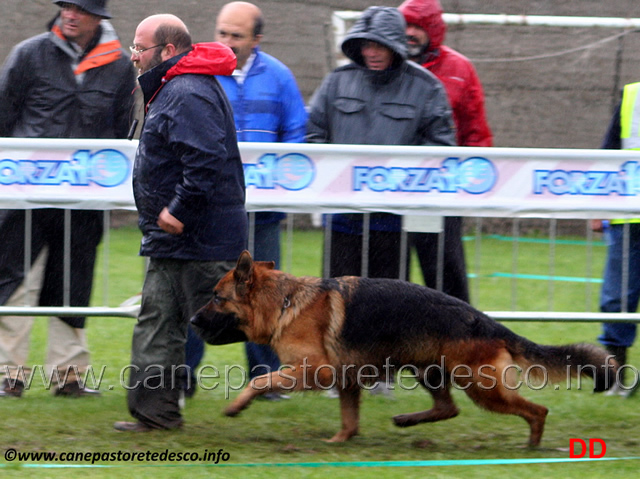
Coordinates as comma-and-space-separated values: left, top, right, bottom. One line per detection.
0, 18, 135, 329
399, 0, 492, 147
0, 19, 135, 138
134, 43, 248, 261
306, 6, 455, 233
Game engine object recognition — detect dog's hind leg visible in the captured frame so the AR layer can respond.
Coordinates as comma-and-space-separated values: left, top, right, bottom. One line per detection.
393, 368, 459, 427
462, 355, 549, 447
327, 387, 361, 442
464, 384, 548, 447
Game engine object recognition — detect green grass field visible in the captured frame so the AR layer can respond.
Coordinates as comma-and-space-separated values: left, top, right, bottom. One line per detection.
2, 225, 639, 478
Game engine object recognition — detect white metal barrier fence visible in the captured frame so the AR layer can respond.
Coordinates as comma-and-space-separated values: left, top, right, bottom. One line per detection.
1, 139, 639, 323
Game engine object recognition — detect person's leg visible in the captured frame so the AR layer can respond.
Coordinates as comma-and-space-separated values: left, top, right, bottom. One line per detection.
125, 258, 188, 429
37, 211, 102, 395
412, 217, 469, 302
46, 317, 94, 395
368, 230, 405, 280
599, 224, 640, 393
122, 259, 233, 430
329, 230, 362, 277
599, 225, 637, 350
246, 221, 282, 382
0, 250, 47, 397
182, 325, 204, 398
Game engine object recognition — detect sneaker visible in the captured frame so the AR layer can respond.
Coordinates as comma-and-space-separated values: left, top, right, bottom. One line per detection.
605, 383, 630, 397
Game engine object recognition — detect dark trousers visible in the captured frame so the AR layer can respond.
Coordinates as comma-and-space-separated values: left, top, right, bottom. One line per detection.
128, 258, 234, 428
327, 229, 408, 280
410, 216, 469, 303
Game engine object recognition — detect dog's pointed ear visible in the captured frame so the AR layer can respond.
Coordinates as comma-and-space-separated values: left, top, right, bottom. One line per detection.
234, 251, 253, 297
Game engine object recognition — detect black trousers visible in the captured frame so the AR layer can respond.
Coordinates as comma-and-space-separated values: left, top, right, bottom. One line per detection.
327, 229, 408, 280
410, 216, 469, 303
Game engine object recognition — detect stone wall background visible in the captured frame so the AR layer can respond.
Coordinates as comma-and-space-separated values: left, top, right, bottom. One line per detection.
3, 1, 639, 233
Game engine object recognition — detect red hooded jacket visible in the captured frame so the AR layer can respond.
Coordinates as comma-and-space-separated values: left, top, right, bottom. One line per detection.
399, 0, 493, 147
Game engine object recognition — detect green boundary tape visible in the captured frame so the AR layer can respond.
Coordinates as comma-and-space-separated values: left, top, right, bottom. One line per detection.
461, 234, 605, 283
3, 456, 640, 468
467, 272, 603, 283
462, 235, 606, 246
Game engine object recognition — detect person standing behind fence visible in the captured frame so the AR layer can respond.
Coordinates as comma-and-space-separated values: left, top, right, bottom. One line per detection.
399, 0, 493, 303
187, 1, 307, 401
592, 81, 640, 397
114, 14, 247, 431
0, 0, 135, 398
307, 6, 455, 281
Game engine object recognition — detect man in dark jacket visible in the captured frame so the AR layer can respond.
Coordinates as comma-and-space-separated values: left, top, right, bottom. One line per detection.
114, 14, 247, 431
0, 0, 136, 398
399, 0, 493, 303
307, 6, 455, 280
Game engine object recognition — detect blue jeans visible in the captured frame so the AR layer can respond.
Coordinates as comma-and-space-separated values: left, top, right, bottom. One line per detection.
245, 221, 282, 379
598, 224, 640, 348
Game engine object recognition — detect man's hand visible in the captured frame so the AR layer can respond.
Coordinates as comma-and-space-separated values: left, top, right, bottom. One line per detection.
590, 219, 604, 233
157, 207, 184, 235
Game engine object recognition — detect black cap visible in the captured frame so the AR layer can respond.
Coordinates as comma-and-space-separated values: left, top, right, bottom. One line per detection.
53, 0, 111, 19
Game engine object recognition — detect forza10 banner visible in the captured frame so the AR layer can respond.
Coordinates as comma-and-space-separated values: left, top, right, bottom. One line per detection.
1, 138, 639, 219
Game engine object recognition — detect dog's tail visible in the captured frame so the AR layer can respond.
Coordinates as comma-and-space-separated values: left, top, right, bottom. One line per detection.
505, 332, 618, 392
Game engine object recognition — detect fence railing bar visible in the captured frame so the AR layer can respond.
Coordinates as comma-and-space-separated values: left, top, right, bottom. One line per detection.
489, 311, 640, 323
547, 217, 557, 311
285, 213, 294, 273
0, 306, 140, 318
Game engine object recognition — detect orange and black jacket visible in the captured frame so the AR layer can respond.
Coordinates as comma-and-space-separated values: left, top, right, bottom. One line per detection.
0, 17, 135, 139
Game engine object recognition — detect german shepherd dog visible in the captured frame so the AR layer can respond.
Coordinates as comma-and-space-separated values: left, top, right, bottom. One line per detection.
191, 251, 617, 446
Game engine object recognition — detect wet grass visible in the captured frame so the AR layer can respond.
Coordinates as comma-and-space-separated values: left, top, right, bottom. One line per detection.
2, 226, 638, 478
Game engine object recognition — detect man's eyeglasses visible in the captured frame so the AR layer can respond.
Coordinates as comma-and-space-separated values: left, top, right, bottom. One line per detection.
129, 44, 166, 56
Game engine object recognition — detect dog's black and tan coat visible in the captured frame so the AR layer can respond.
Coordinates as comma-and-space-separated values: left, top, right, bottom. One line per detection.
191, 251, 617, 446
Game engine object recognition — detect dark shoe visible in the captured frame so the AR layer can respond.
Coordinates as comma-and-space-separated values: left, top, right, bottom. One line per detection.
113, 421, 154, 432
54, 381, 101, 397
257, 392, 290, 401
0, 378, 24, 398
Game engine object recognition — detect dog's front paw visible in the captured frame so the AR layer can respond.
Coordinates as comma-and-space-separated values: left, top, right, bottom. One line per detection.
224, 405, 242, 417
393, 414, 418, 427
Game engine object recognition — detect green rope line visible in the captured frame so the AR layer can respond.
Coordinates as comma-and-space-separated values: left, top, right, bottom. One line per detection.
4, 456, 640, 468
467, 272, 603, 283
463, 235, 606, 246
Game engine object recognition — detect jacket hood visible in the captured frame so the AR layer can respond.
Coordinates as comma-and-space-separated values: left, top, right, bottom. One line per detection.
164, 42, 236, 81
398, 0, 446, 50
341, 7, 407, 67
